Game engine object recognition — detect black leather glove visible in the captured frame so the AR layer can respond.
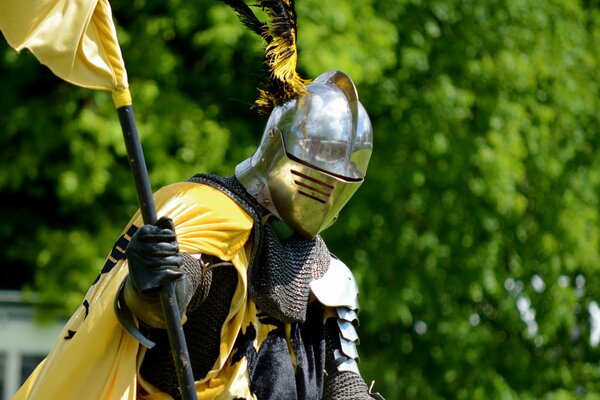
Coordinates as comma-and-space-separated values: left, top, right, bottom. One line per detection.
123, 217, 186, 329
126, 217, 184, 293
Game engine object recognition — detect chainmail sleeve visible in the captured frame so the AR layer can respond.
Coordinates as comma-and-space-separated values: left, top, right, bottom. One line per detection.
120, 252, 210, 331
180, 253, 212, 313
323, 371, 372, 399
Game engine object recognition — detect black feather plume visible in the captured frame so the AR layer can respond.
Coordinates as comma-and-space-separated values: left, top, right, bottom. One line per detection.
215, 0, 267, 38
216, 0, 307, 115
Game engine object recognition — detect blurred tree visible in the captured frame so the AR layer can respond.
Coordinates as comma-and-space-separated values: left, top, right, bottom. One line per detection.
2, 0, 600, 399
325, 0, 600, 399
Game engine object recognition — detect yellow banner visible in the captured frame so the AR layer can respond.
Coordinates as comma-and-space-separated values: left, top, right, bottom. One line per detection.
0, 0, 128, 91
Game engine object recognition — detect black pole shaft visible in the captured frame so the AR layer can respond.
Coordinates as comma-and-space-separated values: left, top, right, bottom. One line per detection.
117, 106, 157, 224
117, 105, 198, 400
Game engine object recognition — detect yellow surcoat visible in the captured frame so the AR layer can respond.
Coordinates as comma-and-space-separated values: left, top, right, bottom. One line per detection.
14, 182, 275, 400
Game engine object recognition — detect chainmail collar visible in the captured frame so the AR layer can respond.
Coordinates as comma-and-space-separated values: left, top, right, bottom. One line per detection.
188, 174, 330, 323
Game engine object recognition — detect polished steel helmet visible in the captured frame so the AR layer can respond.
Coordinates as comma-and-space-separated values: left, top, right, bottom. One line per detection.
235, 70, 373, 238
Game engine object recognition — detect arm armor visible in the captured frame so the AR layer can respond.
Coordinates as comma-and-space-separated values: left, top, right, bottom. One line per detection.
310, 257, 385, 399
115, 253, 214, 344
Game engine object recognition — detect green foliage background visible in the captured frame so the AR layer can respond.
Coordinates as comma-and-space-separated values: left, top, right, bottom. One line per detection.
2, 0, 600, 398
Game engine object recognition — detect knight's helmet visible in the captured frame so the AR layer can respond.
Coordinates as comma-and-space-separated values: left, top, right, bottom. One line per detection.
236, 71, 372, 238
220, 0, 373, 238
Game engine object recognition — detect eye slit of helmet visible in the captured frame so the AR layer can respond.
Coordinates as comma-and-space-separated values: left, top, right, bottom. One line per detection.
291, 169, 335, 189
298, 190, 327, 204
286, 152, 364, 183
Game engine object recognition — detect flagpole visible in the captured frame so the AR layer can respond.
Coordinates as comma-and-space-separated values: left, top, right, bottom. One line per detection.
116, 101, 198, 400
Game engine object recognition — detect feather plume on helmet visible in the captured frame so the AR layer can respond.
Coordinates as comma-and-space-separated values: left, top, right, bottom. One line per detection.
216, 0, 308, 115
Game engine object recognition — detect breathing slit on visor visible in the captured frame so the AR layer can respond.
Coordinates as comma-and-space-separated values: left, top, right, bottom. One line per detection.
291, 169, 332, 203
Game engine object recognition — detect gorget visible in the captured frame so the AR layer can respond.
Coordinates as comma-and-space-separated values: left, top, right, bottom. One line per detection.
188, 174, 330, 323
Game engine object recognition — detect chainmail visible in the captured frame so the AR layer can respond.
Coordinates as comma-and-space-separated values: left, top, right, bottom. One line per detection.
181, 254, 211, 311
324, 318, 342, 373
323, 371, 373, 400
140, 262, 238, 399
189, 174, 331, 323
252, 220, 329, 322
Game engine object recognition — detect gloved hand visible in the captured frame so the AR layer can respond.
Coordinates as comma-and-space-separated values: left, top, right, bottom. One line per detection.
123, 217, 186, 329
126, 217, 184, 293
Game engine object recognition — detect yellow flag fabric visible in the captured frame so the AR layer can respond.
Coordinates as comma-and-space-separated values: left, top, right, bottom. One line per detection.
0, 0, 128, 91
13, 182, 256, 399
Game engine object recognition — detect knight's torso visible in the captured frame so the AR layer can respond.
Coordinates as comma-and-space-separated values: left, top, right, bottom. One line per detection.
139, 174, 334, 399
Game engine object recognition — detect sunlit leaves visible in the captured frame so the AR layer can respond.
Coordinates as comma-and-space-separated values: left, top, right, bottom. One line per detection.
298, 0, 397, 83
3, 0, 600, 399
325, 0, 600, 399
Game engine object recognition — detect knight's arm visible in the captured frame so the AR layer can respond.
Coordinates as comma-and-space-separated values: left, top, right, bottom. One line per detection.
121, 253, 215, 329
311, 257, 385, 400
114, 217, 217, 332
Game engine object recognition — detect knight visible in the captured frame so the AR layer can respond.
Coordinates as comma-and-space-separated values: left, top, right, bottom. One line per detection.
13, 1, 383, 399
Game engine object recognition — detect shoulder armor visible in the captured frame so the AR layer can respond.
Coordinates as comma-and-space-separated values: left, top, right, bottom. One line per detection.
310, 257, 359, 310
